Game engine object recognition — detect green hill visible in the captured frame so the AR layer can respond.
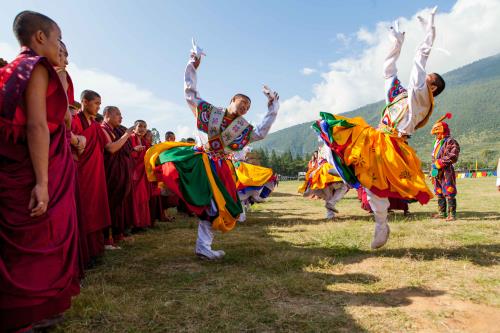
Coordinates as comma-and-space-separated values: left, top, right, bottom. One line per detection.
253, 54, 500, 168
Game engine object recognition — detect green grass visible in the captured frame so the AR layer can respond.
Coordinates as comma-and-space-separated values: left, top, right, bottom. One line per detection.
58, 178, 500, 332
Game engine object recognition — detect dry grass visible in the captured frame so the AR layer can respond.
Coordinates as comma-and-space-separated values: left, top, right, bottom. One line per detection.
58, 178, 500, 332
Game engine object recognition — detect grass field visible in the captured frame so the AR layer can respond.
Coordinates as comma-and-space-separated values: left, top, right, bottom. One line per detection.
58, 178, 500, 333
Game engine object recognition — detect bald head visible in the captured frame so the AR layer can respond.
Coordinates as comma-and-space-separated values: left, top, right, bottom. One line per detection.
103, 106, 119, 117
103, 106, 122, 128
13, 11, 57, 47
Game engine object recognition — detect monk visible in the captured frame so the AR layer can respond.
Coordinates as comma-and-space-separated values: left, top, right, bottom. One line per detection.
130, 120, 152, 229
72, 90, 112, 266
0, 11, 80, 331
101, 106, 135, 244
54, 40, 90, 279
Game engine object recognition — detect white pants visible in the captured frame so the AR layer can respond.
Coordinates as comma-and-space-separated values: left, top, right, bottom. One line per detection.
365, 188, 390, 226
313, 182, 349, 218
195, 220, 215, 254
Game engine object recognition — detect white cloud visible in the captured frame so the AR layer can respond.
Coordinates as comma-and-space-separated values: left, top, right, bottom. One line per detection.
274, 0, 500, 131
335, 32, 351, 46
301, 67, 317, 76
67, 62, 190, 135
356, 27, 378, 45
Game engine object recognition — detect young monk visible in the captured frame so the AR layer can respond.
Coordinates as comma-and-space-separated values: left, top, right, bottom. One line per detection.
314, 8, 445, 248
130, 120, 152, 229
72, 90, 112, 265
145, 39, 280, 260
0, 11, 80, 332
101, 106, 135, 244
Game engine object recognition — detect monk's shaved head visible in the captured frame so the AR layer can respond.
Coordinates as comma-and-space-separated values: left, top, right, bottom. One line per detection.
103, 106, 120, 117
80, 89, 100, 102
13, 11, 57, 47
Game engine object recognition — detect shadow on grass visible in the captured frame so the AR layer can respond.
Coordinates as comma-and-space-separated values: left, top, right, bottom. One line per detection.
457, 211, 500, 221
249, 209, 500, 267
269, 191, 300, 198
64, 192, 497, 332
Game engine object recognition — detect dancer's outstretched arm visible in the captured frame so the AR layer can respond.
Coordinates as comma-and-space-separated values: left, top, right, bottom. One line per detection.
383, 20, 406, 104
184, 39, 209, 116
250, 87, 280, 142
409, 6, 437, 92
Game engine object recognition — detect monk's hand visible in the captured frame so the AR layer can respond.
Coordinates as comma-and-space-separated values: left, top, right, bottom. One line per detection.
134, 145, 145, 152
77, 135, 86, 150
29, 183, 49, 217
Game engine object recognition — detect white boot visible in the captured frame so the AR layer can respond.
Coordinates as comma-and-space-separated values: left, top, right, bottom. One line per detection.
238, 212, 247, 223
365, 188, 391, 249
195, 220, 225, 260
371, 222, 390, 249
325, 207, 336, 220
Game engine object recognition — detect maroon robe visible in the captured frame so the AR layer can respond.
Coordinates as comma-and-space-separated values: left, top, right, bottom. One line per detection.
72, 111, 111, 260
102, 122, 134, 238
0, 48, 80, 330
130, 134, 151, 228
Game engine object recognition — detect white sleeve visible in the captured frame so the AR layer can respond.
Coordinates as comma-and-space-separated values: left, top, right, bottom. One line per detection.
408, 25, 435, 92
184, 58, 203, 116
249, 100, 280, 143
383, 38, 404, 104
383, 22, 406, 104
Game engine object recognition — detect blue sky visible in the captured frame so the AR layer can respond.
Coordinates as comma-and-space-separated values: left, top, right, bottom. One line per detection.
2, 0, 499, 138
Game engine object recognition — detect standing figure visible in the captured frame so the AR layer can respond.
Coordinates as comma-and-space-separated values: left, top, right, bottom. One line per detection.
430, 113, 460, 221
0, 11, 80, 331
101, 106, 135, 244
145, 39, 279, 260
130, 120, 152, 230
72, 90, 112, 266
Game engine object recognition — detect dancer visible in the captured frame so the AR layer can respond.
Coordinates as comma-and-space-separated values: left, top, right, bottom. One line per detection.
233, 148, 277, 222
313, 8, 445, 248
145, 39, 279, 260
299, 145, 349, 220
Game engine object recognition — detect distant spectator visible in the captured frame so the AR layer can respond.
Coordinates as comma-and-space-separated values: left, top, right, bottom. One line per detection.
95, 113, 104, 123
165, 131, 176, 142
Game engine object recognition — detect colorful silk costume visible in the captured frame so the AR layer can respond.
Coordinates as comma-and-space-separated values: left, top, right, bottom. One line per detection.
146, 41, 279, 259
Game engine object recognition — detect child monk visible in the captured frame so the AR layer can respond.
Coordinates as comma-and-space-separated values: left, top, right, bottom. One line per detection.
72, 90, 112, 265
0, 10, 80, 331
130, 120, 152, 229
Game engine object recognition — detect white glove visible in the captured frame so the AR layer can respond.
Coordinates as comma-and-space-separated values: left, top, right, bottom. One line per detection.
417, 6, 437, 32
389, 20, 405, 44
262, 85, 278, 101
190, 38, 206, 59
